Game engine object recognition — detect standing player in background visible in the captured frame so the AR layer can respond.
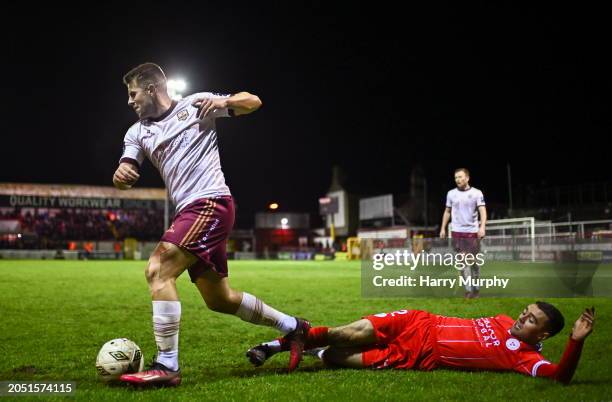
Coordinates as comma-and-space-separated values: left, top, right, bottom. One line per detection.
440, 168, 487, 298
112, 63, 309, 386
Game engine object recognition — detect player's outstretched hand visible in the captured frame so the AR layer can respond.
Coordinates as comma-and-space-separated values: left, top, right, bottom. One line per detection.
571, 307, 595, 342
192, 97, 228, 119
113, 162, 140, 189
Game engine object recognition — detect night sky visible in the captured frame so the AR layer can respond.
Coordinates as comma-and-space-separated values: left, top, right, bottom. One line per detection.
2, 3, 610, 224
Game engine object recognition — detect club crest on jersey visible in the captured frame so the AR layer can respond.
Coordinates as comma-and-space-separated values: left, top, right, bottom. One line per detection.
177, 109, 189, 121
505, 338, 520, 351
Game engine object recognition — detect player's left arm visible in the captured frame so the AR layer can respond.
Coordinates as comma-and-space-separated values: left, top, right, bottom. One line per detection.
477, 205, 487, 239
193, 92, 262, 119
535, 307, 595, 384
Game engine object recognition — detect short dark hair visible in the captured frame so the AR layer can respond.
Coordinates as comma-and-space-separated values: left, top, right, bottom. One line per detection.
123, 62, 167, 90
536, 301, 565, 337
454, 168, 470, 177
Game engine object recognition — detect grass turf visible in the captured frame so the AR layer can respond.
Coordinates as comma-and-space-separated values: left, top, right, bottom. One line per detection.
0, 259, 610, 401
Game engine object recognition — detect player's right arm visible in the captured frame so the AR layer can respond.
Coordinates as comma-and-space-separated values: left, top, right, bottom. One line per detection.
114, 126, 145, 190
440, 191, 452, 238
440, 208, 451, 238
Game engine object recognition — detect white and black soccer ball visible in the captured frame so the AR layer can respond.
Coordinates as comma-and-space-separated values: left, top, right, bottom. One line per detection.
95, 338, 144, 382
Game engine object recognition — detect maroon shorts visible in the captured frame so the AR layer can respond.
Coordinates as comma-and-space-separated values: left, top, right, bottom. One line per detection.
361, 309, 437, 371
161, 196, 234, 282
451, 232, 480, 254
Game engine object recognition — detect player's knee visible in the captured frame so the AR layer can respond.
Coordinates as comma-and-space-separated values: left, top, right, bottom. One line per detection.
144, 254, 176, 293
331, 320, 372, 344
330, 325, 358, 343
349, 328, 369, 343
342, 326, 360, 341
145, 244, 183, 286
144, 258, 160, 285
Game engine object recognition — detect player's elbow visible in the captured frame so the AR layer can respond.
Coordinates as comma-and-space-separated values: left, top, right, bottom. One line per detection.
554, 374, 572, 385
252, 95, 262, 109
246, 93, 262, 112
242, 92, 262, 110
233, 93, 262, 116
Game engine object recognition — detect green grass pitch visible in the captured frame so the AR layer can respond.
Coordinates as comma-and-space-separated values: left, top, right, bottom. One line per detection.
0, 260, 610, 401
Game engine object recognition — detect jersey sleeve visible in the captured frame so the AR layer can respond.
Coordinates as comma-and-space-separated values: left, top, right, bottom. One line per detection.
513, 350, 551, 378
476, 190, 486, 207
119, 126, 145, 167
446, 191, 452, 208
515, 337, 584, 384
532, 337, 584, 384
189, 92, 233, 119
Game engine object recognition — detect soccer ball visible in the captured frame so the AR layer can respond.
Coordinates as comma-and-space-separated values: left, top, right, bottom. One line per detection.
95, 338, 144, 382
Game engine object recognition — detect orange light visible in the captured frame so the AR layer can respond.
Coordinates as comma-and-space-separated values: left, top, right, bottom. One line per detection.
269, 203, 279, 210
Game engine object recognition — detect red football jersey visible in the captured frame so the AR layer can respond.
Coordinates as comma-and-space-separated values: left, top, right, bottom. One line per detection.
361, 309, 583, 382
433, 314, 550, 377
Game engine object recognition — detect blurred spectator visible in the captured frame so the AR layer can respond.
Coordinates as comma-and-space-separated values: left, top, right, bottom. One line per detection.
114, 241, 122, 259
0, 208, 165, 249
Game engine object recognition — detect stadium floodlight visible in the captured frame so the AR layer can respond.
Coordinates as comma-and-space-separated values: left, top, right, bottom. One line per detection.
174, 79, 186, 91
280, 217, 289, 229
268, 202, 279, 210
167, 78, 188, 100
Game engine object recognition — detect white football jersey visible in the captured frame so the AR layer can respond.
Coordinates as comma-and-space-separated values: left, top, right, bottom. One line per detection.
445, 187, 486, 233
120, 92, 232, 212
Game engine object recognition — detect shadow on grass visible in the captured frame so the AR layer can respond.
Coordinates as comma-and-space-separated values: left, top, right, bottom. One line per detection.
228, 364, 331, 378
96, 365, 332, 392
569, 379, 611, 386
0, 365, 46, 380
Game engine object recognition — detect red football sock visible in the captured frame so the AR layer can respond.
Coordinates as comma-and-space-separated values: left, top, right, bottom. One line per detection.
305, 326, 329, 349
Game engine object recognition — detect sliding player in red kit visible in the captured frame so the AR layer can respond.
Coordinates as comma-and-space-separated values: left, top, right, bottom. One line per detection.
247, 302, 594, 384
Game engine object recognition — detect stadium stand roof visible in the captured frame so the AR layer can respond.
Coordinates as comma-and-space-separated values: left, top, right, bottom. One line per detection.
0, 183, 166, 200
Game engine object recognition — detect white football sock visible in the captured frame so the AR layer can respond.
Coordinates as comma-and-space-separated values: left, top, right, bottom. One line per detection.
262, 339, 282, 354
317, 348, 326, 361
471, 264, 481, 291
235, 292, 297, 334
152, 301, 181, 371
460, 267, 472, 292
